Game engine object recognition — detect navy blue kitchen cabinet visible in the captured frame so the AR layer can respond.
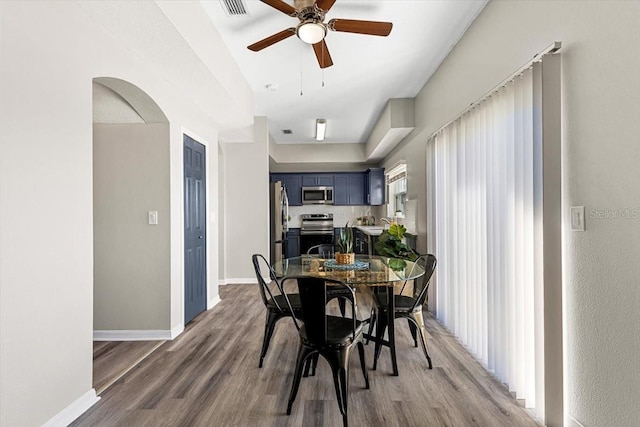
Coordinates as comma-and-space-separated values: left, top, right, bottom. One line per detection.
269, 174, 302, 205
285, 228, 300, 258
333, 174, 349, 205
366, 168, 385, 206
333, 173, 365, 205
347, 173, 366, 205
270, 170, 382, 206
301, 174, 334, 187
353, 228, 368, 255
283, 175, 303, 206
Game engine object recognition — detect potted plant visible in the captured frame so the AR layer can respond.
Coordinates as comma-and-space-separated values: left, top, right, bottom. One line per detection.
374, 222, 417, 270
335, 222, 355, 264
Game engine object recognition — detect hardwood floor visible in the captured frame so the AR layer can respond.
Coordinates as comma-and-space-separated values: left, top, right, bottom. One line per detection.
93, 340, 165, 395
75, 284, 540, 426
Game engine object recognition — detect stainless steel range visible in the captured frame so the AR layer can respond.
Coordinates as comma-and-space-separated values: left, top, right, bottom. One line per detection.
300, 213, 334, 254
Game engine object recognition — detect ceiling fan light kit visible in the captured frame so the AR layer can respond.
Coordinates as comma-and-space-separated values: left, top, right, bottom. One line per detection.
296, 21, 326, 44
248, 0, 393, 68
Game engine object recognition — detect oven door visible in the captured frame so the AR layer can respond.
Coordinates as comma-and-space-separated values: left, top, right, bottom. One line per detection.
300, 234, 334, 255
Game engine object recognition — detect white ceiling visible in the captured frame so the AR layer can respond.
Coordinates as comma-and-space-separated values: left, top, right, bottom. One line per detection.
202, 0, 487, 145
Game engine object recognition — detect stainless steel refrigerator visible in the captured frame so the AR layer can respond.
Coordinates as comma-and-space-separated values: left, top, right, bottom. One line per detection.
269, 181, 289, 265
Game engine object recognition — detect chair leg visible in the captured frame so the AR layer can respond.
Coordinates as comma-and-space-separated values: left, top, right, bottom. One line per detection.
259, 310, 281, 368
365, 309, 376, 345
303, 354, 312, 377
304, 352, 319, 377
357, 341, 369, 389
311, 353, 319, 376
372, 310, 388, 371
287, 345, 314, 415
325, 348, 351, 427
408, 319, 418, 347
409, 311, 433, 369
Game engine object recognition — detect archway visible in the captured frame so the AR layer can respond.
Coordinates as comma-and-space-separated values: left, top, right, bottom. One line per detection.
91, 77, 170, 393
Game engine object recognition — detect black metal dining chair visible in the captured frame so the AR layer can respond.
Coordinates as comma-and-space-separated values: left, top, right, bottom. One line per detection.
367, 254, 437, 369
280, 276, 369, 427
306, 243, 335, 258
306, 243, 350, 318
252, 253, 302, 368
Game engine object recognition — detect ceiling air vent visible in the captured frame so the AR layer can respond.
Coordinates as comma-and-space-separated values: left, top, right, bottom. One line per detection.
282, 129, 293, 135
220, 0, 249, 17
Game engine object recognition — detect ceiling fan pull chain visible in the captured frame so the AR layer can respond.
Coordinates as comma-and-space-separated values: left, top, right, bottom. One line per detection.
321, 47, 325, 87
300, 45, 304, 96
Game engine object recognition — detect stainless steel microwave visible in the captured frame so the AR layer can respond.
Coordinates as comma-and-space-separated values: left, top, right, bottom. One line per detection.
302, 186, 334, 205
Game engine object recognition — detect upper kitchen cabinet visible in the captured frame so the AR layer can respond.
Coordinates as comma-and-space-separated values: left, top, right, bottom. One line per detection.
270, 169, 382, 206
334, 173, 365, 206
283, 175, 303, 205
270, 174, 303, 205
366, 168, 385, 206
301, 174, 334, 187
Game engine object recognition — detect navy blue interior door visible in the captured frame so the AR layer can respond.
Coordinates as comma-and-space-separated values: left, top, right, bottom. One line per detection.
184, 135, 207, 324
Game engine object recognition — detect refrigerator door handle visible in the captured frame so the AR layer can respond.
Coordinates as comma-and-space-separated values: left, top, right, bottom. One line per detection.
282, 187, 289, 232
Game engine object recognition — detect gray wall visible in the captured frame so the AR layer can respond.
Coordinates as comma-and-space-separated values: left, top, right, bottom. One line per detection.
382, 1, 640, 426
93, 123, 171, 330
0, 1, 250, 425
221, 117, 270, 281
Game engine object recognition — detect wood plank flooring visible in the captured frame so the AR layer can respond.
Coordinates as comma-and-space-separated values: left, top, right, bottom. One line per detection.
93, 340, 165, 395
74, 284, 540, 427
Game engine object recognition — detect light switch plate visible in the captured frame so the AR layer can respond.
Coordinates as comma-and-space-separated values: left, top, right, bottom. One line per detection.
570, 206, 585, 231
148, 211, 158, 225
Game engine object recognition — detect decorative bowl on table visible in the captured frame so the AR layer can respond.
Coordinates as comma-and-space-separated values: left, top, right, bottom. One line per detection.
324, 259, 369, 271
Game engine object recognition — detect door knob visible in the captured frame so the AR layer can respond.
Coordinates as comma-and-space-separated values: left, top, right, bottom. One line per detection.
198, 236, 204, 239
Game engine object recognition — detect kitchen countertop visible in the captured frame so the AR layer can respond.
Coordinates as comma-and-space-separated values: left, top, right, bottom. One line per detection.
354, 225, 387, 236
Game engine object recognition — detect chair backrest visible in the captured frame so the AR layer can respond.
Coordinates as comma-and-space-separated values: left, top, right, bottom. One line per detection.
252, 254, 284, 310
306, 244, 335, 258
281, 276, 357, 345
410, 254, 437, 311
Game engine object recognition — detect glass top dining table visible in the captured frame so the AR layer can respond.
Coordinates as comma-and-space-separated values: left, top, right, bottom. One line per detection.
271, 254, 425, 376
271, 254, 425, 286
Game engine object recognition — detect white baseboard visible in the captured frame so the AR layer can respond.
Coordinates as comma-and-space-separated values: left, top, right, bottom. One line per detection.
207, 294, 221, 309
220, 278, 257, 285
42, 389, 99, 427
94, 329, 175, 341
170, 324, 184, 339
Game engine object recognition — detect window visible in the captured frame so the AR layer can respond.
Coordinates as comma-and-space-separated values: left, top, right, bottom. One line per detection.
386, 164, 406, 218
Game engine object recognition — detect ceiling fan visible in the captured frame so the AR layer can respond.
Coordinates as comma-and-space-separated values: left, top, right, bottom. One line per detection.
247, 0, 393, 69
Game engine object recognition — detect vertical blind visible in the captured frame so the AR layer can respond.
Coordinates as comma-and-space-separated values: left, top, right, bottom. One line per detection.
427, 67, 542, 411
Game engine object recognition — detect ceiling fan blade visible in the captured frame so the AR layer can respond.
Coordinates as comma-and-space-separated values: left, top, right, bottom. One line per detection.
260, 0, 297, 16
312, 39, 333, 69
315, 0, 337, 12
328, 19, 393, 36
248, 28, 296, 51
